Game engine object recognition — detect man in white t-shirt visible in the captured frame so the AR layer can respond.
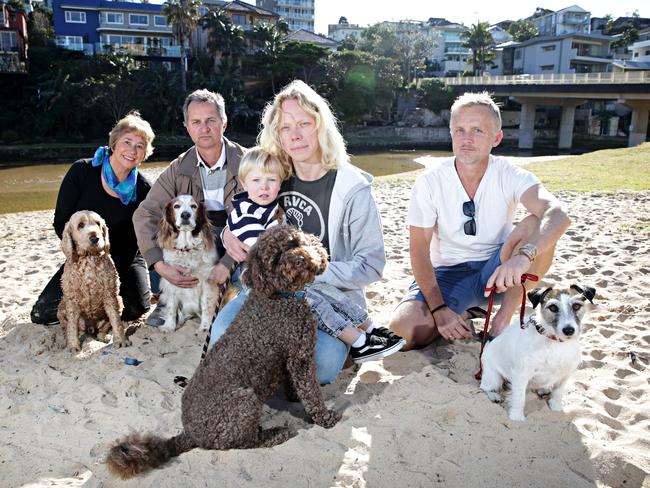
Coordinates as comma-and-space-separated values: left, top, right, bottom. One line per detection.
389, 92, 571, 349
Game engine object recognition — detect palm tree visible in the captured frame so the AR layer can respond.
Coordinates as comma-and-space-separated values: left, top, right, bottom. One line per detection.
249, 21, 284, 92
163, 0, 201, 92
461, 21, 496, 76
202, 8, 245, 66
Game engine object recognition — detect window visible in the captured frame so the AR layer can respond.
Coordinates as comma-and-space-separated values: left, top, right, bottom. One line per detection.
542, 45, 556, 51
232, 14, 246, 25
65, 11, 86, 23
105, 12, 123, 24
634, 52, 639, 58
645, 49, 650, 56
129, 14, 148, 26
540, 64, 555, 71
154, 15, 167, 27
56, 35, 83, 50
1, 31, 17, 50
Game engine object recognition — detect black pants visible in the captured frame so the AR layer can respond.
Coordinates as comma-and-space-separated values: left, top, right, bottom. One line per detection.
30, 254, 151, 324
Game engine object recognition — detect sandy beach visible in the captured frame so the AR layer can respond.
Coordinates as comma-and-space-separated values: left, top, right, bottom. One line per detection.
0, 164, 648, 488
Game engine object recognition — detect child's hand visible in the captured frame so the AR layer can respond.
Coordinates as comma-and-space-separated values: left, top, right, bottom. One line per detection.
208, 263, 230, 285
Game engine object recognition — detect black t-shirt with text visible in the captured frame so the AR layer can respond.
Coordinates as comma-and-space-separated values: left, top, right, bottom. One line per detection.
279, 170, 337, 256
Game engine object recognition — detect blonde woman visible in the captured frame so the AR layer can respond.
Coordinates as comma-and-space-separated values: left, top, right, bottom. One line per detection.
31, 111, 155, 325
218, 80, 397, 384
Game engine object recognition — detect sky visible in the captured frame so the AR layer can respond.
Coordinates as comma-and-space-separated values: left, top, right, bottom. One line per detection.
240, 1, 649, 36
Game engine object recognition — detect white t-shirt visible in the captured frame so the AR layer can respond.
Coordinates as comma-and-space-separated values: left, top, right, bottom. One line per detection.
408, 155, 540, 267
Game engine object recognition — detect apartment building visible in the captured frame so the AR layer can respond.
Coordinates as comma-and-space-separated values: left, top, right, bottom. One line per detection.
53, 0, 179, 67
256, 0, 314, 32
496, 32, 613, 75
328, 17, 362, 42
0, 0, 28, 74
529, 5, 590, 37
424, 18, 471, 77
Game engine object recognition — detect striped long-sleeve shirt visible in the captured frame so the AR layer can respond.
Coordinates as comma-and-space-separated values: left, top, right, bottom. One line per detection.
227, 191, 280, 246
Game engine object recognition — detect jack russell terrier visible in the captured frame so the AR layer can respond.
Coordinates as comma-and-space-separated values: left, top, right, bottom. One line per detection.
479, 284, 596, 421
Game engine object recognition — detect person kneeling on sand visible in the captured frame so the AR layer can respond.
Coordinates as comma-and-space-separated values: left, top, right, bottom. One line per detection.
210, 146, 405, 365
389, 92, 571, 349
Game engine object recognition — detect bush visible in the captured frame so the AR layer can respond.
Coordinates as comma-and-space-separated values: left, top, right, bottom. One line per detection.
1, 130, 19, 144
418, 79, 454, 114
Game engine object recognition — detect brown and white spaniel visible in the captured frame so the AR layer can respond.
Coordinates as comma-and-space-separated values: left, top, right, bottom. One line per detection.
157, 195, 219, 332
57, 210, 128, 351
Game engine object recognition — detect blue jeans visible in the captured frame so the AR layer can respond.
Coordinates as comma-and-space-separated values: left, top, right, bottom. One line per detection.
209, 288, 349, 385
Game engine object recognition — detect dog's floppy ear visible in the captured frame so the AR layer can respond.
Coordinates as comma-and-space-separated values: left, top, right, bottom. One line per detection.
101, 219, 110, 253
570, 284, 596, 303
527, 287, 553, 309
61, 221, 77, 262
157, 200, 178, 249
195, 201, 215, 250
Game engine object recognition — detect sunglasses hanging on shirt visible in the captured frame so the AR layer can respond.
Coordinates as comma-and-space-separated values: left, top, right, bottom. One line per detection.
463, 200, 476, 236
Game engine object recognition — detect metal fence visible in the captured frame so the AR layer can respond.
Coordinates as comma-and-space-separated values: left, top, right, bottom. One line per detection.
438, 72, 650, 85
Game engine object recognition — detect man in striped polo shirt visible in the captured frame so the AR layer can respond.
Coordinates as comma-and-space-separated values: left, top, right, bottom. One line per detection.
133, 90, 245, 325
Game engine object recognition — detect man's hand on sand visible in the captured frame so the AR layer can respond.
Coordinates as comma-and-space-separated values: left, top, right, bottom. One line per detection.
485, 254, 530, 295
154, 261, 198, 288
434, 307, 472, 341
223, 227, 250, 262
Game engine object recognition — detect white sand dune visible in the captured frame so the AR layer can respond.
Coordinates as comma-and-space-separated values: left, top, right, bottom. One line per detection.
0, 166, 648, 488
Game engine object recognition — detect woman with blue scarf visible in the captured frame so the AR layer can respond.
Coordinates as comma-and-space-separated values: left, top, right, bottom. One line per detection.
31, 111, 155, 326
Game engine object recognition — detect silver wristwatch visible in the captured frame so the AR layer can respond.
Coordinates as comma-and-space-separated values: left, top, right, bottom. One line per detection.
517, 243, 538, 263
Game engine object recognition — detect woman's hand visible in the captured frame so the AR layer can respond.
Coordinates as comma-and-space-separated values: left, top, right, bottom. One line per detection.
223, 227, 250, 262
154, 261, 198, 288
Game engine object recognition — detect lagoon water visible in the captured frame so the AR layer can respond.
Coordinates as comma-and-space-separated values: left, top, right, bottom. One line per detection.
0, 150, 450, 214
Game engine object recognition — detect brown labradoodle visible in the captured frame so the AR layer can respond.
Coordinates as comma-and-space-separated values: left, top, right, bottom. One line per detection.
57, 210, 129, 351
106, 225, 341, 479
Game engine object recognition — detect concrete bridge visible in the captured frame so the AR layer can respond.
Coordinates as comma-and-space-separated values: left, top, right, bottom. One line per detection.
439, 72, 650, 149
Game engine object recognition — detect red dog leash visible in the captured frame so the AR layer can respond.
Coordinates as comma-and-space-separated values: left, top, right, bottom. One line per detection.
474, 273, 538, 381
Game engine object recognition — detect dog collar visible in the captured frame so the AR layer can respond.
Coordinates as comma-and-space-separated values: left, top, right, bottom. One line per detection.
525, 317, 559, 342
274, 291, 306, 299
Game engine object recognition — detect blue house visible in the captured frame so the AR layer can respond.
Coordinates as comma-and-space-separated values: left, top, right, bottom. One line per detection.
53, 0, 181, 67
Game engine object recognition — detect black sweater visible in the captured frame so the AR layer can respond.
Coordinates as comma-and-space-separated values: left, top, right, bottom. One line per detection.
53, 159, 151, 274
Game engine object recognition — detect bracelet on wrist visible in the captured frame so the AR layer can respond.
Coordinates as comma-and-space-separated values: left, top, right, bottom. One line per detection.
430, 304, 448, 314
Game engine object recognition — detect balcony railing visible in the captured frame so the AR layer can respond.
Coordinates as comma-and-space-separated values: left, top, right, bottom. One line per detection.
98, 43, 181, 57
55, 40, 95, 55
444, 46, 469, 53
438, 71, 650, 85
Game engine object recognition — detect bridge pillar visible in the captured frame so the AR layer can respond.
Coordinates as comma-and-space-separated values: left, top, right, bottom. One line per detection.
625, 102, 650, 147
558, 101, 585, 149
518, 102, 536, 149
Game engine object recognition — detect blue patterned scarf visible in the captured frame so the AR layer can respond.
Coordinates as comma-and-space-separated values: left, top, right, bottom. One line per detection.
92, 146, 138, 205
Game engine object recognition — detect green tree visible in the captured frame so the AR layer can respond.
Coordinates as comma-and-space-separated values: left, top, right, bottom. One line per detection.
358, 22, 398, 57
613, 26, 639, 51
418, 79, 454, 113
27, 3, 54, 46
276, 41, 329, 84
508, 21, 538, 42
394, 24, 434, 84
163, 0, 201, 92
461, 21, 496, 75
249, 21, 284, 92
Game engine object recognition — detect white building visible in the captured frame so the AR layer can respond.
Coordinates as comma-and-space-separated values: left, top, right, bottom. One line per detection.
256, 0, 314, 32
328, 17, 363, 42
499, 33, 612, 75
529, 5, 590, 37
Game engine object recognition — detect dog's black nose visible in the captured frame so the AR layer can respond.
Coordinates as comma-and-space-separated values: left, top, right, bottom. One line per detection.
562, 326, 575, 336
180, 211, 191, 220
89, 236, 99, 244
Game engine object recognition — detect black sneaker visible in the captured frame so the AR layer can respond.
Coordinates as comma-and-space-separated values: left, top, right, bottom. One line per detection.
369, 326, 402, 342
350, 334, 406, 364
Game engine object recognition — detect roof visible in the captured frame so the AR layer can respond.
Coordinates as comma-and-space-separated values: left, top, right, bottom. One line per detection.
508, 32, 613, 48
284, 29, 338, 47
612, 60, 650, 70
203, 0, 278, 17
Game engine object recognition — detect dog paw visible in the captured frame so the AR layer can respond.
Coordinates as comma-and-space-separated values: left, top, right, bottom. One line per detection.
67, 344, 81, 353
159, 323, 176, 333
114, 337, 132, 348
508, 411, 527, 422
548, 399, 564, 412
485, 391, 502, 403
198, 322, 210, 331
536, 388, 551, 399
313, 409, 342, 429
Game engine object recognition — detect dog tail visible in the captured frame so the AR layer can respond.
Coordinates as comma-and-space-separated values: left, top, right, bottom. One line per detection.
105, 431, 196, 479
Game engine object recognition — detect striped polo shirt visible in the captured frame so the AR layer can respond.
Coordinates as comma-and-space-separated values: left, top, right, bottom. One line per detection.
197, 143, 227, 211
